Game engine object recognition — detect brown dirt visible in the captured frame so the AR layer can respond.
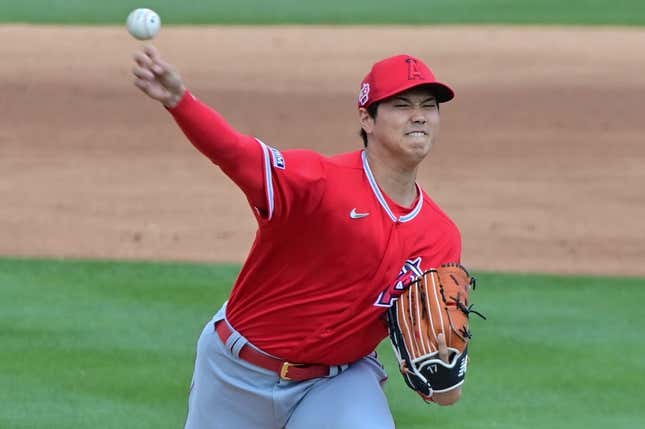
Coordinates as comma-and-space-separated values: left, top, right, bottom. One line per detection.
1, 25, 644, 276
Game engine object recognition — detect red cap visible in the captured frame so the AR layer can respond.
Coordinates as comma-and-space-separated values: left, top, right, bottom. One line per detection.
358, 54, 454, 108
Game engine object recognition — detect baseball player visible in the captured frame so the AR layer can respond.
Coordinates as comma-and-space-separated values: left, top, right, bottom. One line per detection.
132, 46, 463, 429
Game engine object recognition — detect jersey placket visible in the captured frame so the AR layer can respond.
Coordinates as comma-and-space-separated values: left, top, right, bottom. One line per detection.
361, 150, 424, 223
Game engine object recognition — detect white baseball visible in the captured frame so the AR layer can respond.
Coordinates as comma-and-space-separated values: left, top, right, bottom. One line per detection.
126, 8, 161, 40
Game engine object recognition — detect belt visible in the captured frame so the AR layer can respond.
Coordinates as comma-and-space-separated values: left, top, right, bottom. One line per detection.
215, 321, 332, 381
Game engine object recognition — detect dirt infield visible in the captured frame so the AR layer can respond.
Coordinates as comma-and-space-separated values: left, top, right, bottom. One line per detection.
1, 25, 643, 276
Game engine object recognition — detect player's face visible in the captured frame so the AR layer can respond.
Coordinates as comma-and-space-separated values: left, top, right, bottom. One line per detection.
361, 87, 440, 164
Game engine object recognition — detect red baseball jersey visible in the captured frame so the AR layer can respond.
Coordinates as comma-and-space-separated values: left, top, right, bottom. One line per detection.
169, 92, 462, 365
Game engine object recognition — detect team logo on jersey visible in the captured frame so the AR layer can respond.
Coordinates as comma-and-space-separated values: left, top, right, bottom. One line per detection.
269, 147, 285, 169
373, 257, 424, 307
358, 83, 370, 106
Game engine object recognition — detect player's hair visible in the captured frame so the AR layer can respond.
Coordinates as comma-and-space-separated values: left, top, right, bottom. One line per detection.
359, 102, 380, 147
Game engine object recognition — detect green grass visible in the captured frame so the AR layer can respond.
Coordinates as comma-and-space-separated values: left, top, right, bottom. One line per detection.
0, 0, 644, 25
1, 257, 643, 428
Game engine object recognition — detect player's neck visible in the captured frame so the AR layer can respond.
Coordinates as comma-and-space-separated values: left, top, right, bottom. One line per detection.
365, 149, 419, 208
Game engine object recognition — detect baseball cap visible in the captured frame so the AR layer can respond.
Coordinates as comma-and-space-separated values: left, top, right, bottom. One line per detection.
357, 54, 454, 108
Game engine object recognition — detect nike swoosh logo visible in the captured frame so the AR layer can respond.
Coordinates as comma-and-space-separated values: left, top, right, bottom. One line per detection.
350, 208, 370, 219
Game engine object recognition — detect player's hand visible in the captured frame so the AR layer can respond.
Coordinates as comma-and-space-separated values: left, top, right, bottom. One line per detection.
432, 333, 462, 406
132, 45, 186, 108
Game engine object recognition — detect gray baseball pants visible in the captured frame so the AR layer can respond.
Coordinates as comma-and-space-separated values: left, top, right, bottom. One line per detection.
183, 305, 396, 429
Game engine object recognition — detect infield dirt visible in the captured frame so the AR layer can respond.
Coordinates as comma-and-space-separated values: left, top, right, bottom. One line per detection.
1, 25, 643, 276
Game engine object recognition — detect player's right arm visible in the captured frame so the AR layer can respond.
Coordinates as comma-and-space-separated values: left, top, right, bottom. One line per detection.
131, 46, 266, 213
132, 46, 327, 224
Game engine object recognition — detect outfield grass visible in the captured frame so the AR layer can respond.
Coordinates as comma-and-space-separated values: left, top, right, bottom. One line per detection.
1, 0, 644, 25
1, 257, 643, 428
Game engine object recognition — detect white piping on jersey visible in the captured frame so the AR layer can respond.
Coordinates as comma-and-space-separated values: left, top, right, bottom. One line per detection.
255, 138, 275, 221
361, 150, 424, 223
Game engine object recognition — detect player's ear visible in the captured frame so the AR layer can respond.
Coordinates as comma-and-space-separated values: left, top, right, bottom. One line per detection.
358, 107, 374, 134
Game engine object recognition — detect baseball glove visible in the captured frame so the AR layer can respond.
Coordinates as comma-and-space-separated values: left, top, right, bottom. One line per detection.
387, 263, 485, 402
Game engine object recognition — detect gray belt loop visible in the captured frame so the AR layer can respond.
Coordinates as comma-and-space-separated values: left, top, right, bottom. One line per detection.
230, 335, 248, 358
328, 364, 350, 377
223, 319, 246, 357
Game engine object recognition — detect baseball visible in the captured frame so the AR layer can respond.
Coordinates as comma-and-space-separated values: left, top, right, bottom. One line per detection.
126, 8, 161, 40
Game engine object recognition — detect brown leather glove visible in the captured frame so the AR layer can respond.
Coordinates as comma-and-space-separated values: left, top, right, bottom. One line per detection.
387, 263, 486, 401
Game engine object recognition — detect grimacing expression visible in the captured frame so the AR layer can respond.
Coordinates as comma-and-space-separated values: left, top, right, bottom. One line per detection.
361, 86, 440, 163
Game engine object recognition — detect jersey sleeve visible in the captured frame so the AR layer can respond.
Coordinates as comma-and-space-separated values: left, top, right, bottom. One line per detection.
167, 91, 326, 223
253, 147, 327, 224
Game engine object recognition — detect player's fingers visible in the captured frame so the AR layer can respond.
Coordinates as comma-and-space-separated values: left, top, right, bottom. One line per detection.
153, 60, 171, 76
143, 44, 158, 57
133, 78, 149, 92
132, 64, 154, 80
144, 45, 163, 68
151, 63, 165, 76
148, 56, 176, 78
437, 333, 450, 363
136, 46, 182, 102
142, 46, 174, 76
133, 50, 153, 68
